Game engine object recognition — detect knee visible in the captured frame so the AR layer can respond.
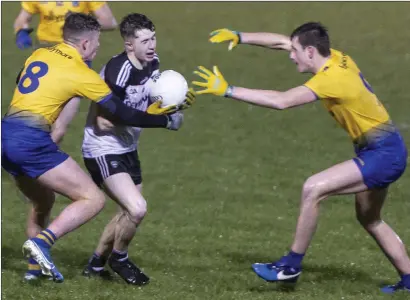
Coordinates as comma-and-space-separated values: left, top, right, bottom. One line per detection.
88, 188, 106, 213
127, 199, 147, 224
96, 190, 106, 211
301, 178, 323, 206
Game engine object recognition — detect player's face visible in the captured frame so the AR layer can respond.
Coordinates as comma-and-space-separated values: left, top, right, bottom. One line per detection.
289, 37, 313, 73
82, 31, 101, 61
127, 29, 157, 62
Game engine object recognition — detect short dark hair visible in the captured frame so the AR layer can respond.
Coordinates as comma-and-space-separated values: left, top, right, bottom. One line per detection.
119, 13, 155, 39
290, 22, 330, 57
63, 12, 101, 42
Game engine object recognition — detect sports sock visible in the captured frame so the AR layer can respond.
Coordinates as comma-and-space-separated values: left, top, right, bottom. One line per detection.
89, 252, 107, 269
32, 229, 57, 249
286, 250, 305, 268
402, 274, 410, 288
27, 257, 41, 276
111, 249, 128, 262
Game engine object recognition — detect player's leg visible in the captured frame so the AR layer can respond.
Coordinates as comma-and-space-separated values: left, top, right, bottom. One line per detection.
81, 154, 119, 279
110, 182, 145, 251
252, 159, 367, 282
82, 209, 120, 279
83, 152, 149, 285
35, 157, 106, 236
22, 157, 106, 282
104, 175, 149, 285
291, 159, 367, 253
16, 176, 56, 239
253, 130, 408, 284
355, 189, 410, 293
15, 176, 55, 280
2, 119, 106, 282
94, 209, 121, 261
85, 179, 148, 284
90, 184, 144, 263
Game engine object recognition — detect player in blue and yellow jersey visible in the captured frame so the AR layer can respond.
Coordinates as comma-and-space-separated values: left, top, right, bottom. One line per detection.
193, 22, 410, 294
11, 2, 116, 279
14, 1, 117, 49
2, 12, 184, 283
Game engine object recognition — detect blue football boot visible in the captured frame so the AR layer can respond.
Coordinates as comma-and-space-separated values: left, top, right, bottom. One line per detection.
23, 270, 54, 281
22, 239, 64, 283
252, 256, 302, 283
381, 280, 410, 294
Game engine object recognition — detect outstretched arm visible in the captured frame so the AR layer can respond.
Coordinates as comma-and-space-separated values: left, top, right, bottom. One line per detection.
192, 66, 317, 110
240, 32, 292, 51
225, 85, 317, 109
209, 28, 292, 51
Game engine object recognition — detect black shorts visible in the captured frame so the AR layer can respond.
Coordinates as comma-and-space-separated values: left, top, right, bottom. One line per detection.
83, 151, 142, 186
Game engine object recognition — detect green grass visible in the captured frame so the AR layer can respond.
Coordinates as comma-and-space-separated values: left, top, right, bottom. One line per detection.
2, 2, 410, 300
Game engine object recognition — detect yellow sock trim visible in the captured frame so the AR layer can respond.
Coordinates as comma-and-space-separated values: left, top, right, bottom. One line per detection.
42, 231, 55, 243
28, 264, 41, 271
37, 234, 53, 246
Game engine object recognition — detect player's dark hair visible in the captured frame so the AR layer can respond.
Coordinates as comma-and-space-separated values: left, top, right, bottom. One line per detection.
120, 13, 155, 39
290, 22, 331, 57
63, 12, 101, 42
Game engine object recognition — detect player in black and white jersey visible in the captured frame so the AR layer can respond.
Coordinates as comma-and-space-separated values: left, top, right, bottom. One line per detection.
81, 13, 195, 285
82, 43, 160, 158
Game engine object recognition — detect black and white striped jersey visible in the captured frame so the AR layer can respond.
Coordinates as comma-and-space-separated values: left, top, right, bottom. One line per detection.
82, 52, 160, 158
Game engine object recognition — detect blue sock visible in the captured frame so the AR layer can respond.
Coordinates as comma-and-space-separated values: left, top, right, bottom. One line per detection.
402, 274, 410, 287
27, 257, 41, 275
32, 229, 57, 249
287, 250, 305, 268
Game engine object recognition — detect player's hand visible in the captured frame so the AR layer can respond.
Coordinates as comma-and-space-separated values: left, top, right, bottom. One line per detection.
209, 28, 241, 51
147, 89, 196, 114
16, 28, 33, 50
147, 101, 179, 115
166, 112, 184, 131
178, 88, 196, 110
50, 126, 66, 145
192, 66, 228, 96
95, 115, 115, 132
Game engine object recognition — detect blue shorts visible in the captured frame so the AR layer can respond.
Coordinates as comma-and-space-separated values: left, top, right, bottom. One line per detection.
353, 131, 408, 189
1, 118, 69, 178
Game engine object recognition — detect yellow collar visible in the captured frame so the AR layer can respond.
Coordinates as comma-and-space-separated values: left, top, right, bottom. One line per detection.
53, 43, 83, 61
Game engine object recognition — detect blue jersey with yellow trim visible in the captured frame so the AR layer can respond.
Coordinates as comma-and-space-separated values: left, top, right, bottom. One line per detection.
304, 49, 394, 145
6, 43, 111, 129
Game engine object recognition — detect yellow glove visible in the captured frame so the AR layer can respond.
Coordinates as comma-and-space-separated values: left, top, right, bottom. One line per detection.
147, 88, 197, 115
209, 28, 241, 51
192, 66, 229, 96
147, 101, 179, 115
179, 88, 196, 110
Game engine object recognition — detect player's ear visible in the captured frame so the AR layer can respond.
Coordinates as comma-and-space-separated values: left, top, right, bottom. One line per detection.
81, 39, 88, 52
306, 46, 314, 59
124, 40, 133, 52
